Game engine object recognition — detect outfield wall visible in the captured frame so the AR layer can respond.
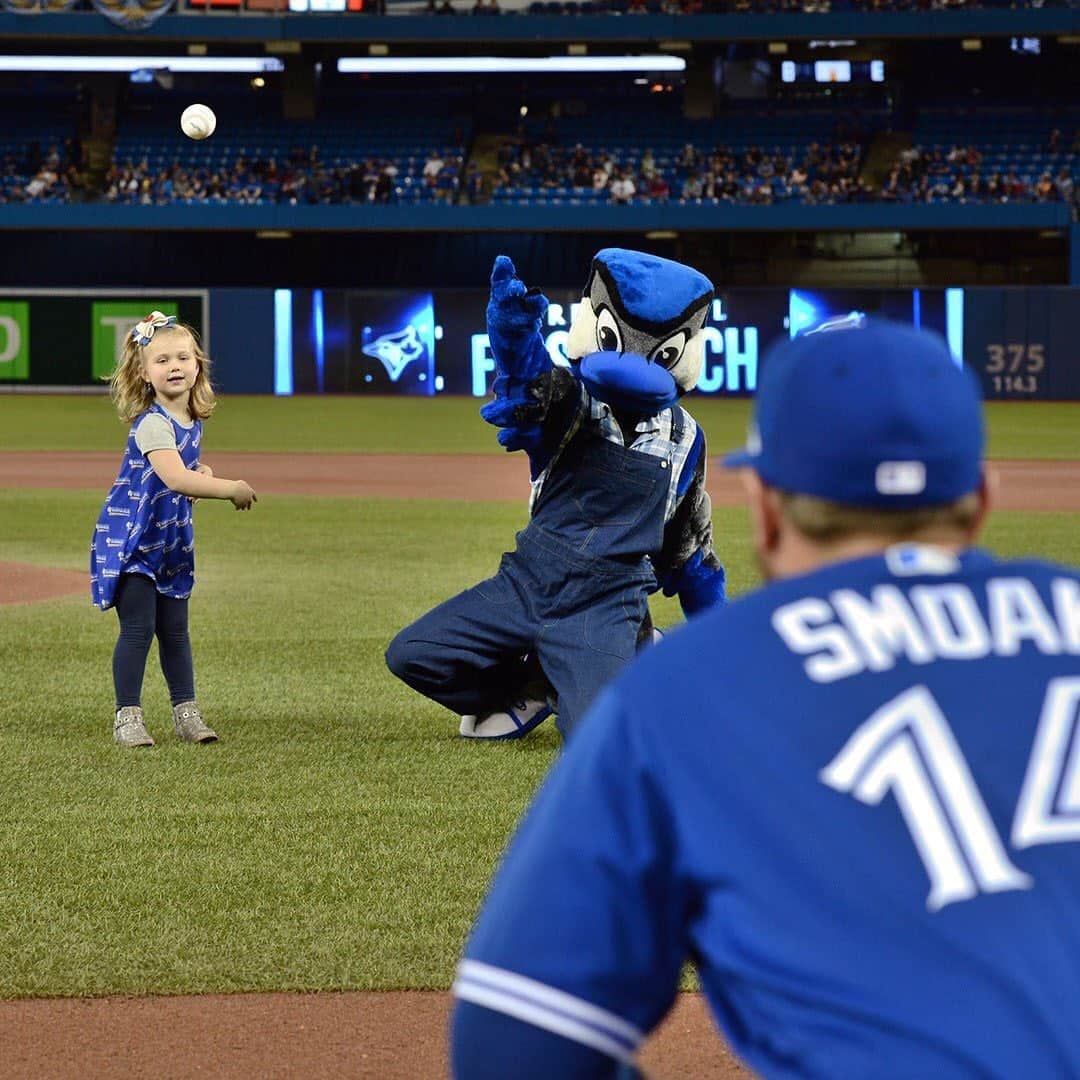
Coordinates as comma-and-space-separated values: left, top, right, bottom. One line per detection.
1, 285, 1077, 400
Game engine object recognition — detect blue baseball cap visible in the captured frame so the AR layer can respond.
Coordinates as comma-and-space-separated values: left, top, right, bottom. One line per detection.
723, 316, 984, 508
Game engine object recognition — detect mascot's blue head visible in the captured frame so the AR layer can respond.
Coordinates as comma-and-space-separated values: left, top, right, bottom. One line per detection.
566, 248, 715, 413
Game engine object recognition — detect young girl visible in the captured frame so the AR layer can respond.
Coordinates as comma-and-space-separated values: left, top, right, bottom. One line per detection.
91, 311, 257, 748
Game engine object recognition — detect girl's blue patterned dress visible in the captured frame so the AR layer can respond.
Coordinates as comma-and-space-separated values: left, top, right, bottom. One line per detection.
90, 404, 202, 611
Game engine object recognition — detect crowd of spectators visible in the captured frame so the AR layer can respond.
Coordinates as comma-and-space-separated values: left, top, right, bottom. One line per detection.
103, 147, 462, 204
4, 127, 1075, 213
731, 0, 1027, 12
881, 134, 1079, 206
421, 0, 503, 13
0, 138, 85, 204
492, 137, 871, 204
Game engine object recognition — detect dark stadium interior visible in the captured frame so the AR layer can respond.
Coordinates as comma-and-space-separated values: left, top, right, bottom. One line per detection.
0, 5, 1075, 299
1, 30, 1076, 286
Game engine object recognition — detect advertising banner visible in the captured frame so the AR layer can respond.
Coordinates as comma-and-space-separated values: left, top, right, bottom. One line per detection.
0, 292, 206, 387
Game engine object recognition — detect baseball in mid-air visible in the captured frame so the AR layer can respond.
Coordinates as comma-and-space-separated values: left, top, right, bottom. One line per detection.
180, 104, 217, 141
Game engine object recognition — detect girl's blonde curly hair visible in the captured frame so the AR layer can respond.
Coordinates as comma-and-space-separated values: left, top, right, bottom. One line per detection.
109, 321, 217, 425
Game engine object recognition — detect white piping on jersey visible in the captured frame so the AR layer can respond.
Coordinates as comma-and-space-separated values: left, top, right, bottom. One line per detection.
529, 383, 697, 524
453, 959, 642, 1064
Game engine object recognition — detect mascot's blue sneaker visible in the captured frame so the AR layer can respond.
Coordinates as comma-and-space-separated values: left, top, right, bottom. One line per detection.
459, 697, 554, 740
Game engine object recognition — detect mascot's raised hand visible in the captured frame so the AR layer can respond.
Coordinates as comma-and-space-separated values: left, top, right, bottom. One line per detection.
479, 256, 553, 468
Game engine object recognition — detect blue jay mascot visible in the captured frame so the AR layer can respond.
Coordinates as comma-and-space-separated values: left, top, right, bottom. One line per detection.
386, 249, 726, 739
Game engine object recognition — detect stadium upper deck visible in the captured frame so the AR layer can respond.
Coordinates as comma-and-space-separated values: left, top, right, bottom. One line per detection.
0, 0, 1077, 41
0, 8, 1077, 285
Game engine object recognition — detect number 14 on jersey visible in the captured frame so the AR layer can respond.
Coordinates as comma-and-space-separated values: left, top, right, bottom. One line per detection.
821, 679, 1080, 911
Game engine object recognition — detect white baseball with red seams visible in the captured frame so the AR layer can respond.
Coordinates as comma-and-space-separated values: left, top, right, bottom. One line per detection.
180, 104, 217, 140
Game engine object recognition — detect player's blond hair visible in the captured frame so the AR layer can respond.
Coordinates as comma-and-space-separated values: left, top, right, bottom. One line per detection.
777, 490, 981, 544
109, 322, 217, 424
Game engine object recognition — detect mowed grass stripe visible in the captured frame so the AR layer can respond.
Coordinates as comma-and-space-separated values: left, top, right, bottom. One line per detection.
1, 397, 1078, 460
3, 484, 1079, 997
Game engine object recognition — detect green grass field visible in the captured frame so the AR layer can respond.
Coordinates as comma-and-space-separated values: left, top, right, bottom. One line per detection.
1, 397, 1079, 999
1, 395, 1078, 459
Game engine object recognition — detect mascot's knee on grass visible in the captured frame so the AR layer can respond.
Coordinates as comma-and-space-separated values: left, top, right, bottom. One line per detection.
386, 248, 727, 741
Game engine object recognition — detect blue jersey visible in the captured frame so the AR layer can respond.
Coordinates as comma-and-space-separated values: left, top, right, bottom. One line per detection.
90, 405, 201, 611
454, 545, 1080, 1078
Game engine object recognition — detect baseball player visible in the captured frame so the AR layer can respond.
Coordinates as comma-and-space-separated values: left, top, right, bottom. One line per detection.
449, 318, 1080, 1078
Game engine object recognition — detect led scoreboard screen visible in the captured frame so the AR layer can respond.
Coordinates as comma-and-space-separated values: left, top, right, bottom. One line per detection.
286, 286, 968, 399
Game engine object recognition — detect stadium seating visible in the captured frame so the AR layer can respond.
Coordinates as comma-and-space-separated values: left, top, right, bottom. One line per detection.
883, 105, 1080, 203
0, 91, 78, 204
109, 107, 469, 204
4, 78, 1077, 214
490, 104, 883, 205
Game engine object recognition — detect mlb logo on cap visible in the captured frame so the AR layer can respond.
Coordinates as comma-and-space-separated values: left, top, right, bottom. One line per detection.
875, 461, 927, 496
723, 318, 983, 508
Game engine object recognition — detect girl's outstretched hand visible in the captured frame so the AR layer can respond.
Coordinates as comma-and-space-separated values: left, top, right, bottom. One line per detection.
230, 481, 257, 511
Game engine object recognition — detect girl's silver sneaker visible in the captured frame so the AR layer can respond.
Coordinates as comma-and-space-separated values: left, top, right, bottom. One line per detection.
172, 701, 218, 743
114, 706, 155, 748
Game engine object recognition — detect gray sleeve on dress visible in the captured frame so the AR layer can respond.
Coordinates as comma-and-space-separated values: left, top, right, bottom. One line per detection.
134, 413, 178, 454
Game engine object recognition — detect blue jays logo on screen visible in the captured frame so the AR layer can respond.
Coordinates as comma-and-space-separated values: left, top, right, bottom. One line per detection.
789, 289, 883, 338
467, 291, 780, 398
362, 325, 426, 382
787, 287, 965, 365
351, 292, 439, 395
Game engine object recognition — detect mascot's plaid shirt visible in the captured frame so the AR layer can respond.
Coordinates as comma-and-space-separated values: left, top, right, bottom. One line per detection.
530, 384, 700, 526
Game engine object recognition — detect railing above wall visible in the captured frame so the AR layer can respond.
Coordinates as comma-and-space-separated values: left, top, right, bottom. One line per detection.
0, 201, 1072, 231
0, 7, 1078, 41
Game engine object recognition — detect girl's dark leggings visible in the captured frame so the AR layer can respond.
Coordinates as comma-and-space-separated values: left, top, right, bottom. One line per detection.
113, 573, 195, 708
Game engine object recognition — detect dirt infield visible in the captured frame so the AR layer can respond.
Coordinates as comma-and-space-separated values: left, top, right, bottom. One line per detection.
0, 990, 750, 1080
6, 452, 1075, 608
0, 560, 86, 605
2, 451, 1078, 510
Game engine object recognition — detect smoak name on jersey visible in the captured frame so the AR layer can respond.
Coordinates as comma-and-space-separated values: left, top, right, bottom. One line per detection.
772, 550, 1078, 683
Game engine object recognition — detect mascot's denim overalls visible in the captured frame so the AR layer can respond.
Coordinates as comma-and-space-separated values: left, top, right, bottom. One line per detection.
389, 409, 681, 736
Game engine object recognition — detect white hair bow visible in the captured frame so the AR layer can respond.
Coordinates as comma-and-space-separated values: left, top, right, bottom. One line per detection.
132, 311, 178, 347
